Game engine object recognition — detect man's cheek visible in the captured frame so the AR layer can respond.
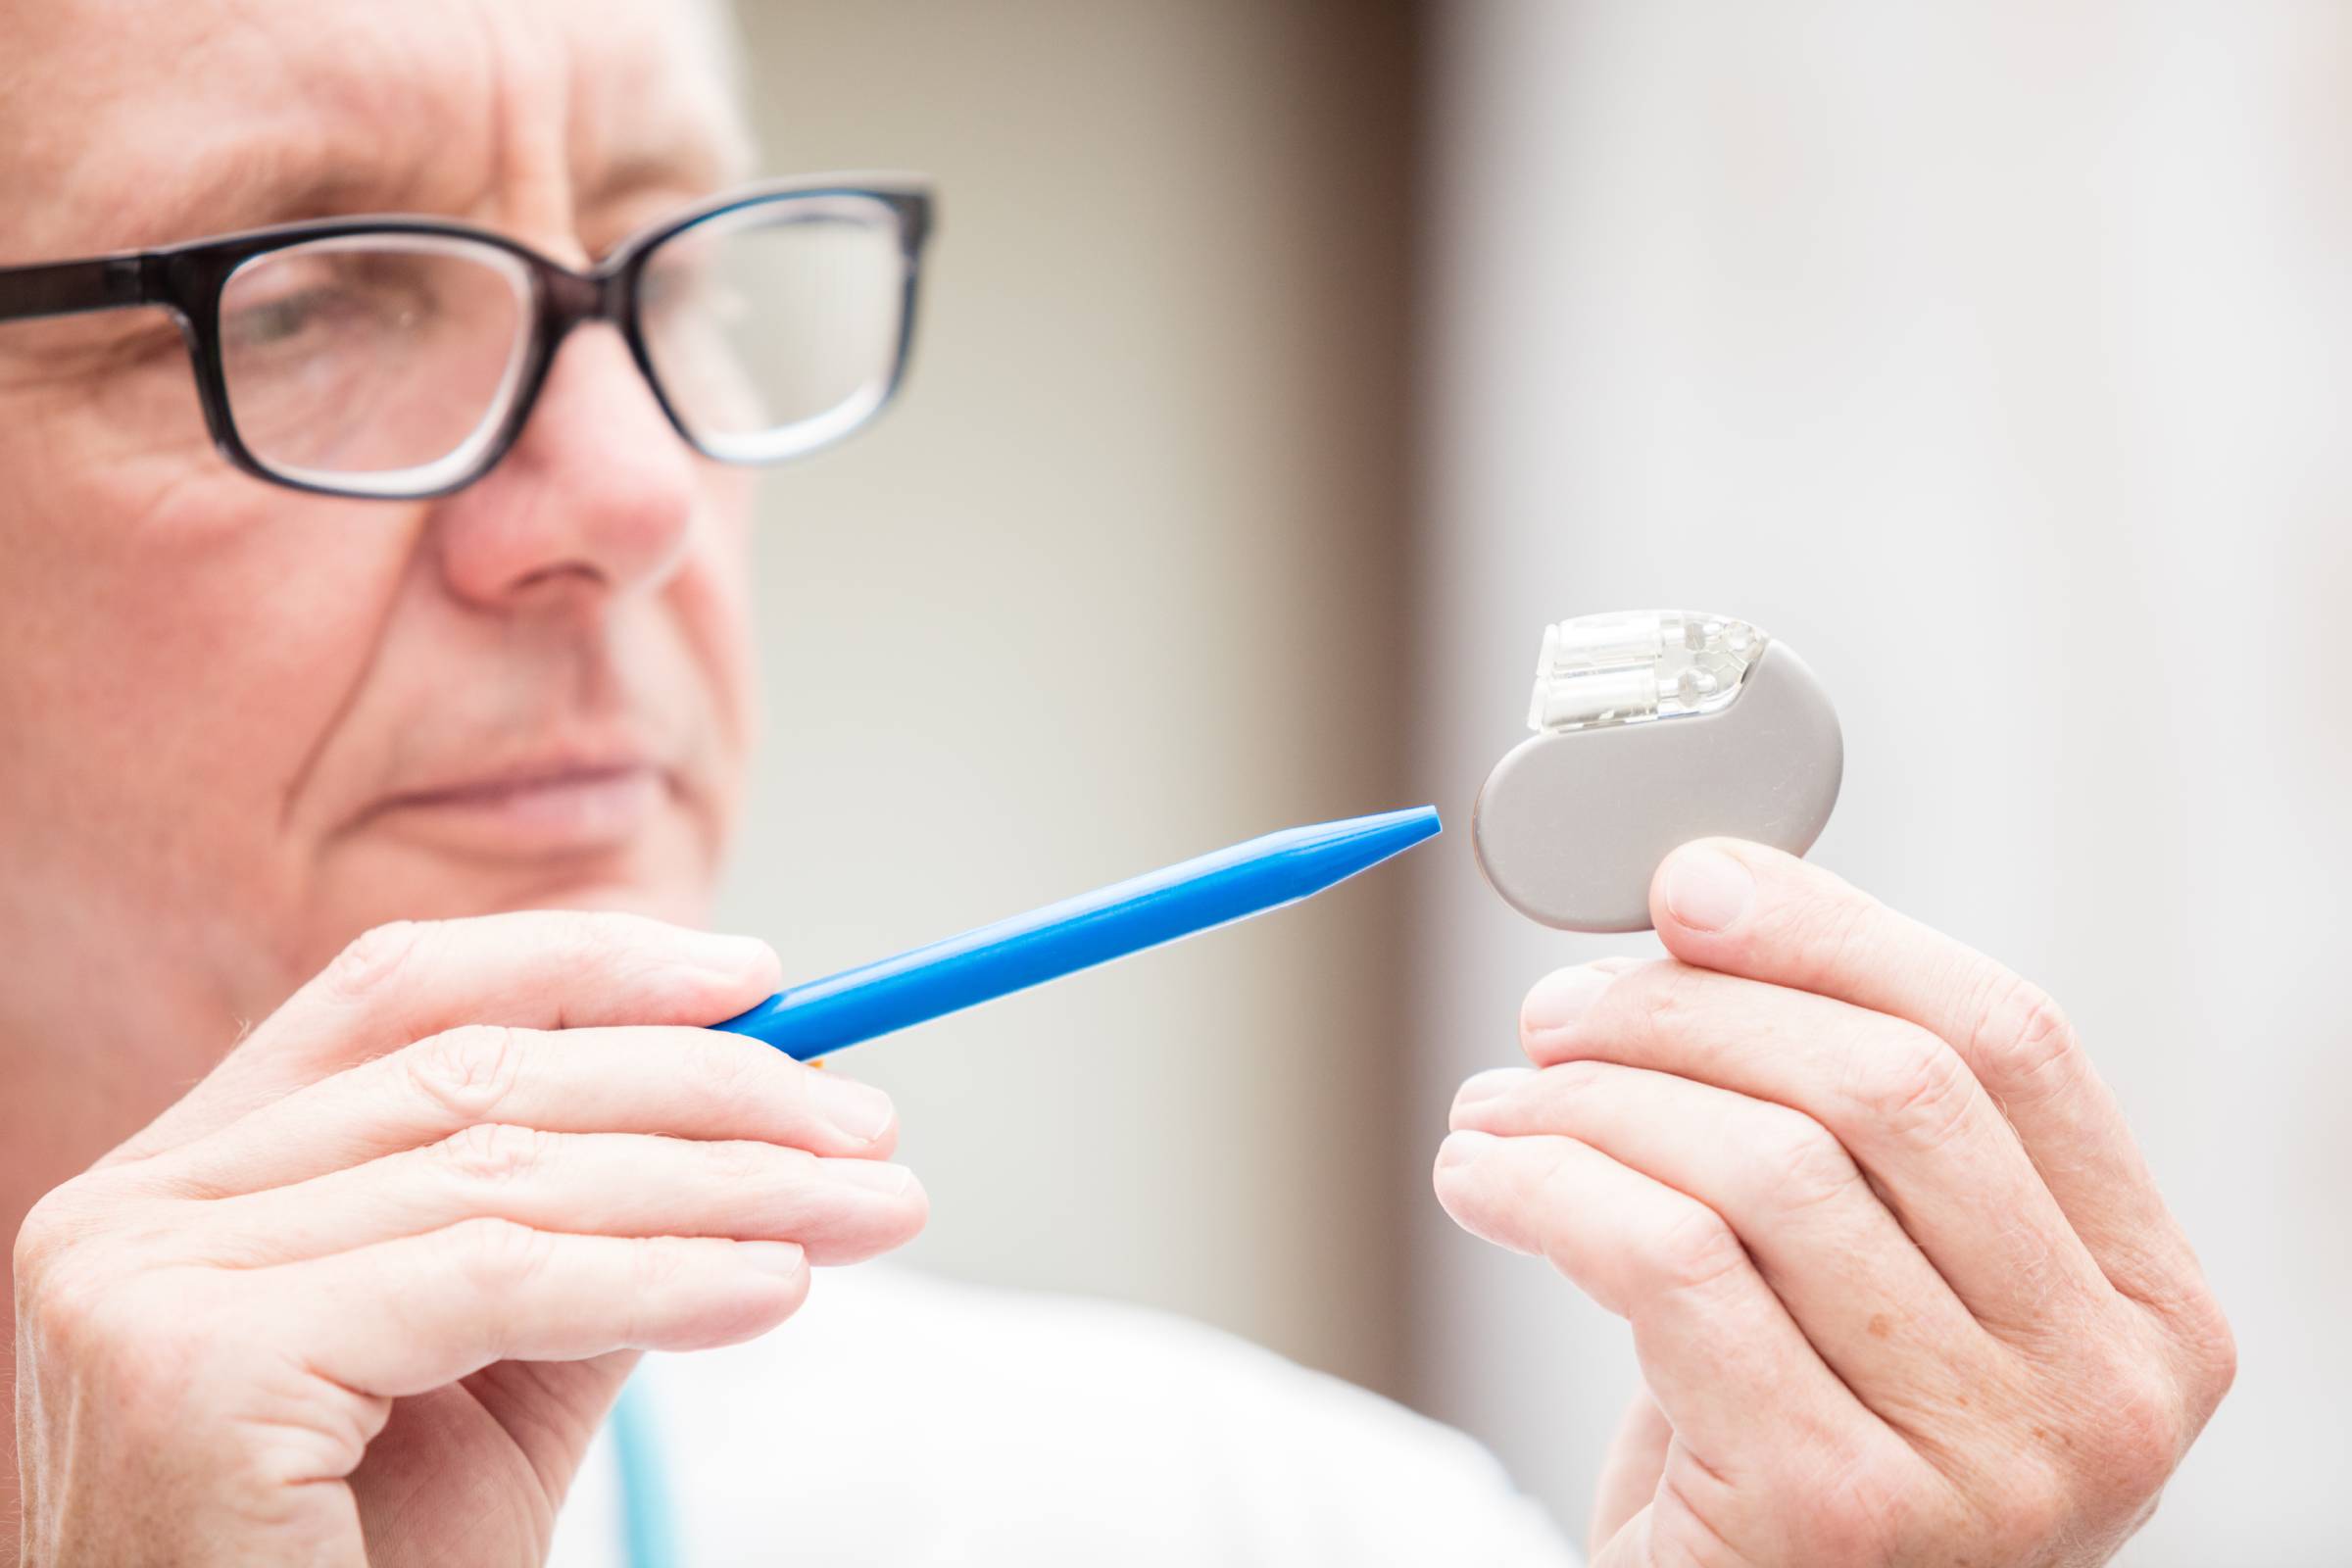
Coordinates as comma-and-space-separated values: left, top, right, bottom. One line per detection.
678, 487, 762, 738
102, 485, 416, 862
694, 469, 760, 600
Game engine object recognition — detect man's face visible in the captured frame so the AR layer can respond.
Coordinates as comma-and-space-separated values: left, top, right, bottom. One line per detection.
0, 0, 762, 1029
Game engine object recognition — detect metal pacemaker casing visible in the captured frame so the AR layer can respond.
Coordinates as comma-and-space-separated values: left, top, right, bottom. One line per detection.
1472, 639, 1842, 933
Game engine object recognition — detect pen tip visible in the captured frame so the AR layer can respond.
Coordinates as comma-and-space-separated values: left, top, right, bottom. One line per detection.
1304, 805, 1443, 869
1358, 804, 1442, 840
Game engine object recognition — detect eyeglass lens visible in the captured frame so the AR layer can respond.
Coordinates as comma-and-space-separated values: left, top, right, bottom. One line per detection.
636, 196, 907, 463
220, 235, 533, 489
212, 194, 908, 491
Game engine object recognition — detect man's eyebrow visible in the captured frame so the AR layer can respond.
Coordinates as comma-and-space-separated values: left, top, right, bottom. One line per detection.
59, 120, 744, 263
574, 133, 749, 255
582, 152, 719, 217
581, 123, 747, 214
84, 154, 426, 255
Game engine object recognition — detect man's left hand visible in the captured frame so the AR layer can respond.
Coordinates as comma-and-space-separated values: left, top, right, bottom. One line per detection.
1434, 839, 2235, 1567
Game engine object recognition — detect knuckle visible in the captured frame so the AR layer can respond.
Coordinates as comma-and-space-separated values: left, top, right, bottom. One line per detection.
440, 1215, 557, 1292
323, 920, 429, 1001
2179, 1295, 2239, 1412
1623, 966, 1698, 1040
1996, 1465, 2077, 1559
14, 1190, 238, 1420
626, 1236, 696, 1312
1845, 1024, 1979, 1152
1645, 1201, 1749, 1300
431, 1122, 555, 1186
536, 906, 635, 964
12, 1183, 84, 1287
13, 1184, 128, 1334
2028, 1346, 2192, 1530
1801, 1455, 1916, 1564
18, 1250, 107, 1361
1749, 1108, 1860, 1215
685, 1028, 772, 1104
536, 907, 671, 979
718, 1138, 805, 1186
1771, 883, 1882, 977
406, 1023, 527, 1123
1965, 970, 2082, 1098
2090, 1362, 2191, 1502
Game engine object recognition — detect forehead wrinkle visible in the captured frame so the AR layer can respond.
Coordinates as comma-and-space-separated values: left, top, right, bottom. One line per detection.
3, 0, 749, 263
5, 0, 506, 256
36, 154, 489, 262
43, 128, 485, 256
464, 0, 578, 249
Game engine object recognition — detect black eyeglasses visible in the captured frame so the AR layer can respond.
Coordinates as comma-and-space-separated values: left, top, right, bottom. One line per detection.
0, 175, 933, 500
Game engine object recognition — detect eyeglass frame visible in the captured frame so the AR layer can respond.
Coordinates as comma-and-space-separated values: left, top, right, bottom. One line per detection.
0, 173, 936, 501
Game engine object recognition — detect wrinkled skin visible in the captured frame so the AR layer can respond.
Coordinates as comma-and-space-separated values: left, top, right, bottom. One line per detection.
3, 2, 926, 1562
1437, 841, 2237, 1566
0, 1, 2231, 1564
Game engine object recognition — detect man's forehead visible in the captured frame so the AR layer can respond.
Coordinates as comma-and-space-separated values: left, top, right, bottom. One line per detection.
0, 0, 751, 257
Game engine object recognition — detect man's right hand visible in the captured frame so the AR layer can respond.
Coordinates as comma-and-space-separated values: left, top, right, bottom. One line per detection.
11, 911, 927, 1567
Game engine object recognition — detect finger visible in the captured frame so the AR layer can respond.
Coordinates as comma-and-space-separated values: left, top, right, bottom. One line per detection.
1453, 1061, 2010, 1427
272, 1222, 810, 1397
181, 1129, 927, 1268
1433, 1128, 1882, 1486
1518, 958, 2111, 1338
117, 910, 785, 1163
147, 1024, 897, 1198
1649, 840, 2195, 1308
1589, 1386, 1671, 1559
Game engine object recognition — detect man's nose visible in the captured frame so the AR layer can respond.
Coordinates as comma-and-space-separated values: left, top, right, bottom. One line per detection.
430, 326, 702, 612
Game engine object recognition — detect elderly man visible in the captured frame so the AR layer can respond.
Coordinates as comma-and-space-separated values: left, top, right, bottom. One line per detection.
0, 1, 2234, 1563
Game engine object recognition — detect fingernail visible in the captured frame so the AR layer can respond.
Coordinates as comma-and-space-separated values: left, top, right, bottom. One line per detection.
825, 1160, 914, 1196
1436, 1129, 1495, 1169
734, 1241, 807, 1277
1453, 1067, 1535, 1107
1664, 846, 1754, 932
808, 1073, 896, 1143
1523, 966, 1615, 1035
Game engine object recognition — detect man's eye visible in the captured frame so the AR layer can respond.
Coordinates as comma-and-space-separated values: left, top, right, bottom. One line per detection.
222, 270, 436, 358
227, 287, 366, 352
81, 318, 188, 372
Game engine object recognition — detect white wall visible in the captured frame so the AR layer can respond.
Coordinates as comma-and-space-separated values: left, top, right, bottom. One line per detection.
713, 2, 1420, 1396
1412, 4, 2351, 1562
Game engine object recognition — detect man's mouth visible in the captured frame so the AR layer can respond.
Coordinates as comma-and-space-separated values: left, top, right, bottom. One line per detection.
364, 755, 673, 858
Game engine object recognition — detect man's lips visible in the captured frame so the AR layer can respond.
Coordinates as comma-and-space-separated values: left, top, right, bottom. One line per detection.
362, 758, 675, 858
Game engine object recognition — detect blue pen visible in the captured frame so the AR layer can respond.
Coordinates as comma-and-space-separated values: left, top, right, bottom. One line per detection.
713, 806, 1441, 1059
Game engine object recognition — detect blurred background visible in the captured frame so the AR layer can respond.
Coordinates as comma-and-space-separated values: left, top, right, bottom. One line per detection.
714, 3, 2348, 1563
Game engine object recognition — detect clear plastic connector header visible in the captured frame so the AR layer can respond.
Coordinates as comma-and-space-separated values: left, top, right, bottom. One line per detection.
1526, 611, 1769, 733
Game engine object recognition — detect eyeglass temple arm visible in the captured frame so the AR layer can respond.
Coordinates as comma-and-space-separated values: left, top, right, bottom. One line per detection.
0, 255, 158, 324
